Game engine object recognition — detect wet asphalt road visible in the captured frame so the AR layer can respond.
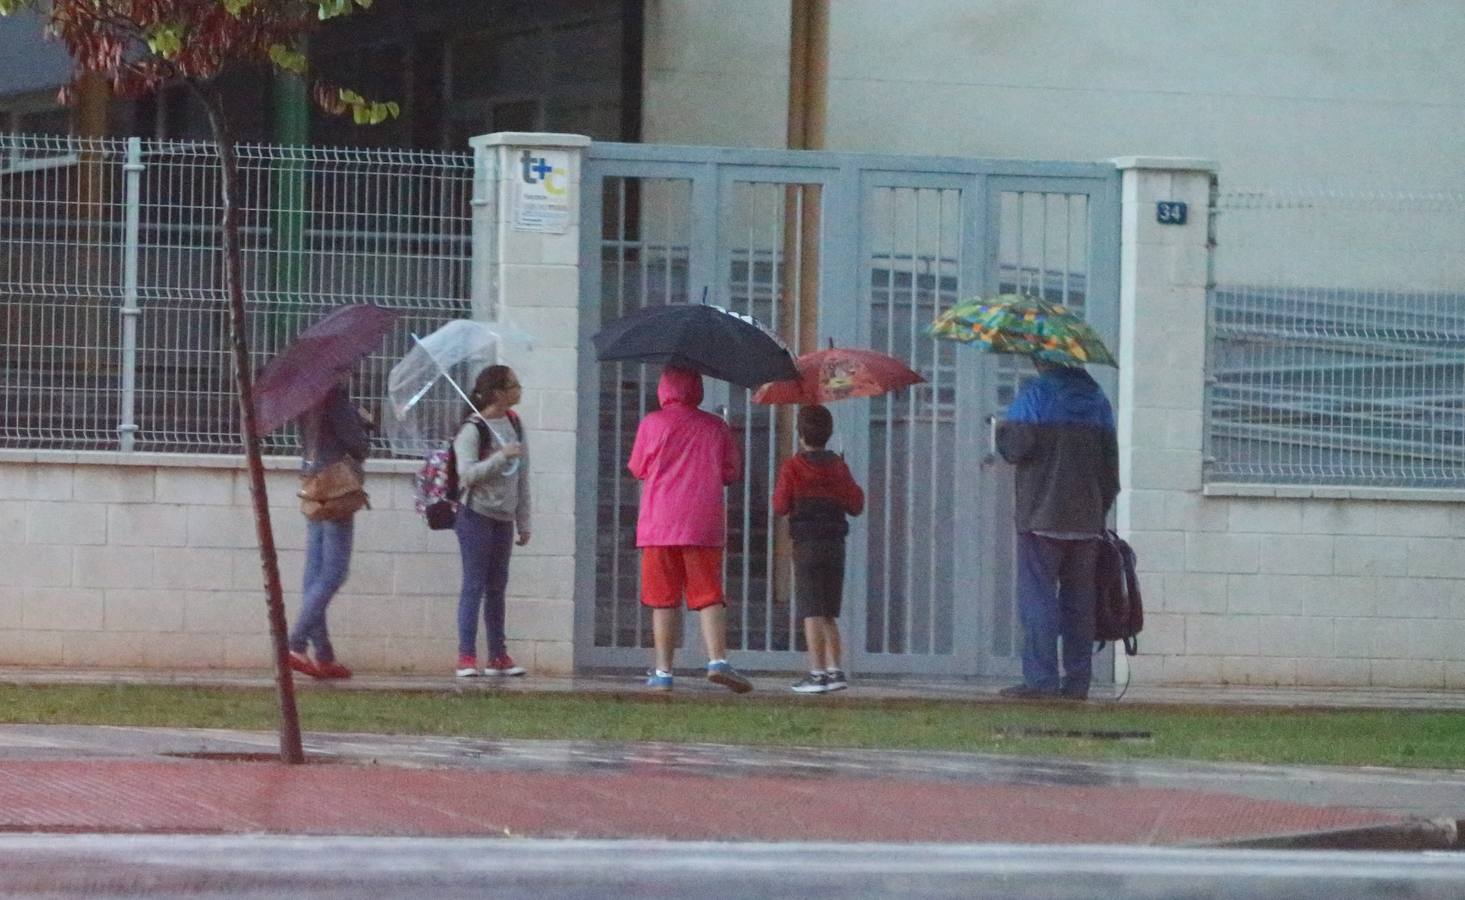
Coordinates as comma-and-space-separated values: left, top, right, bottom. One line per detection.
0, 725, 1462, 895
1, 836, 1465, 899
3, 724, 1464, 821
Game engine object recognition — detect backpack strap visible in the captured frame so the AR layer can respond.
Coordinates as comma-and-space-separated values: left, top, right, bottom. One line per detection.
454, 419, 494, 505
470, 414, 520, 449
471, 418, 493, 458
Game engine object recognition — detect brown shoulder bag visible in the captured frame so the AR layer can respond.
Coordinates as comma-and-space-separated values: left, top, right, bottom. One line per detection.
298, 459, 369, 522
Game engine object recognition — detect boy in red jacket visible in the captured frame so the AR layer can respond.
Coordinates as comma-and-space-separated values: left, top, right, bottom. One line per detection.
772, 405, 865, 693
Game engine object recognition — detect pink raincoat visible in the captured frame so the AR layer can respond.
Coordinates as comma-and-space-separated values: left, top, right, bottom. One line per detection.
628, 367, 741, 547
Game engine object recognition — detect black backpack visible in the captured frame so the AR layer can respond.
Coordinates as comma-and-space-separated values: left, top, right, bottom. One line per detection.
1094, 530, 1143, 656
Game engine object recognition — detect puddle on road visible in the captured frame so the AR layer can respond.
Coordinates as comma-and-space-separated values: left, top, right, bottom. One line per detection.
996, 728, 1153, 742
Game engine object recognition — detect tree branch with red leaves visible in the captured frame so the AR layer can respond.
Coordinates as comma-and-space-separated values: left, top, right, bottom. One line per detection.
1, 0, 399, 124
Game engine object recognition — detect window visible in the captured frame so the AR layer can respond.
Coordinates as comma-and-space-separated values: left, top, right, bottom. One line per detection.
442, 14, 628, 146
1, 94, 75, 173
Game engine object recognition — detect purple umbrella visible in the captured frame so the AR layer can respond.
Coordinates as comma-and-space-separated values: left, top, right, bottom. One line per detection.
254, 305, 400, 434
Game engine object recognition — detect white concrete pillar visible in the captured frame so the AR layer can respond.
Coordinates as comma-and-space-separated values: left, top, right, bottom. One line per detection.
1110, 156, 1218, 684
467, 131, 591, 673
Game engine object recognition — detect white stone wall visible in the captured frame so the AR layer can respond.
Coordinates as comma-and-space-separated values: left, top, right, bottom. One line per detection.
1128, 489, 1465, 688
0, 453, 571, 673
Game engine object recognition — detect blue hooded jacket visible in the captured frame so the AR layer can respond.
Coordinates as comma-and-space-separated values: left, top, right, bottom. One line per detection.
1005, 366, 1115, 430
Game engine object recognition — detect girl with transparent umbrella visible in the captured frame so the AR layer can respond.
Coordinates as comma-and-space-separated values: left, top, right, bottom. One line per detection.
385, 320, 533, 677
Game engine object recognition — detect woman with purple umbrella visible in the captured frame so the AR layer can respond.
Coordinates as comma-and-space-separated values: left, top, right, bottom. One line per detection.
255, 304, 399, 682
288, 373, 373, 681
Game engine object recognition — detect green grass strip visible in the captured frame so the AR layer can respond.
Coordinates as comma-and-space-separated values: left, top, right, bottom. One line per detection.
3, 683, 1463, 769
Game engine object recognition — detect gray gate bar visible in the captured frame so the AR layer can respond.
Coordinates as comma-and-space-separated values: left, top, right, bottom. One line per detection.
576, 144, 1120, 677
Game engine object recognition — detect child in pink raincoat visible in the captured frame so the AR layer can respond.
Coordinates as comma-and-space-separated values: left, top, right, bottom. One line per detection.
629, 365, 752, 693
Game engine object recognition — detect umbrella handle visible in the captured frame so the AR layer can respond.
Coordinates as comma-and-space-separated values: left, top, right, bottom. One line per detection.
983, 414, 998, 466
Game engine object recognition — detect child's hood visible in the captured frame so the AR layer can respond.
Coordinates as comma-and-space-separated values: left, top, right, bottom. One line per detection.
657, 366, 704, 409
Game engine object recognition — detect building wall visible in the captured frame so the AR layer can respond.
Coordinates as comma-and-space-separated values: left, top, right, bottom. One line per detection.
644, 1, 1465, 195
642, 0, 789, 148
0, 13, 70, 96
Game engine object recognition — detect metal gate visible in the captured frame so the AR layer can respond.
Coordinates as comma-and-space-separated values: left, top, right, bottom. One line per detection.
574, 144, 1119, 677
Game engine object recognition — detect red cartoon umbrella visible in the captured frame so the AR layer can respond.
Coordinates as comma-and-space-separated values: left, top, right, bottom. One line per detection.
752, 343, 924, 405
254, 304, 399, 434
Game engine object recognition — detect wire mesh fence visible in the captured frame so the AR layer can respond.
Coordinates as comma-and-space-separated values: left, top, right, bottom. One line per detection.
1208, 188, 1465, 487
0, 133, 474, 455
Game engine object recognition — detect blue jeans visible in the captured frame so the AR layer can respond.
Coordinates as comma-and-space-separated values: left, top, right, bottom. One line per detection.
1016, 533, 1098, 695
290, 516, 354, 663
455, 508, 514, 659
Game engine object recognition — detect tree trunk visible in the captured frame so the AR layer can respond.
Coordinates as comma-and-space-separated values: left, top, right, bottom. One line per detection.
774, 0, 829, 616
201, 88, 305, 765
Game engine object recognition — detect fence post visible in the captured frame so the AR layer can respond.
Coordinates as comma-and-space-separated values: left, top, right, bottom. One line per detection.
117, 136, 143, 452
469, 139, 498, 321
1110, 155, 1218, 687
466, 131, 590, 674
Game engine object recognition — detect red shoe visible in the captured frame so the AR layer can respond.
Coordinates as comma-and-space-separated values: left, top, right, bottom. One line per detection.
455, 654, 481, 678
483, 654, 525, 677
315, 660, 353, 680
287, 651, 321, 679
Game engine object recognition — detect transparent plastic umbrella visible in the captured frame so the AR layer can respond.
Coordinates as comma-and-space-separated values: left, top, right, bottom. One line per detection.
383, 319, 531, 461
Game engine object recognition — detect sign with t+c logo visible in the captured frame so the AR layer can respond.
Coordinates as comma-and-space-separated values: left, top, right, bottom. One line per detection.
513, 149, 571, 234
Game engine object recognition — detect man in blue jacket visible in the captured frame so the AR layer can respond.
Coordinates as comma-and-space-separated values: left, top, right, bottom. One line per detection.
996, 360, 1119, 700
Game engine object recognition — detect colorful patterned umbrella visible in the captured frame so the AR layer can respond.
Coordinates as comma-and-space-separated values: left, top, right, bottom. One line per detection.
928, 293, 1116, 366
752, 345, 924, 405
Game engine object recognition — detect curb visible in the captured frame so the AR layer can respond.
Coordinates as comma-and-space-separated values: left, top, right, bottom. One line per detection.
1205, 816, 1459, 851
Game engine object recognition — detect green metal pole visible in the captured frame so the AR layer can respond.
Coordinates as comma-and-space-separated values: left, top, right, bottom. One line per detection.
270, 58, 309, 349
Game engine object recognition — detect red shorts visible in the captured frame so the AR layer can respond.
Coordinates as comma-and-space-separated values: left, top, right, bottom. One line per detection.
640, 546, 725, 611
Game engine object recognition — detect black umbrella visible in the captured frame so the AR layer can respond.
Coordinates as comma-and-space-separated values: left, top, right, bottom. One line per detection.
592, 303, 799, 390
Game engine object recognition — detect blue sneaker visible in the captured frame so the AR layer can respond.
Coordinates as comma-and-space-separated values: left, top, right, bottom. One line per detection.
706, 661, 753, 694
645, 669, 673, 691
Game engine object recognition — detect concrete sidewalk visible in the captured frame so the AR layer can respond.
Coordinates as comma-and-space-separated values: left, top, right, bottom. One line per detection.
0, 723, 1455, 849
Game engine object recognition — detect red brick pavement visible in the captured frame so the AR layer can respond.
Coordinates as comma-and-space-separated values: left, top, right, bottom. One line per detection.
0, 760, 1400, 844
